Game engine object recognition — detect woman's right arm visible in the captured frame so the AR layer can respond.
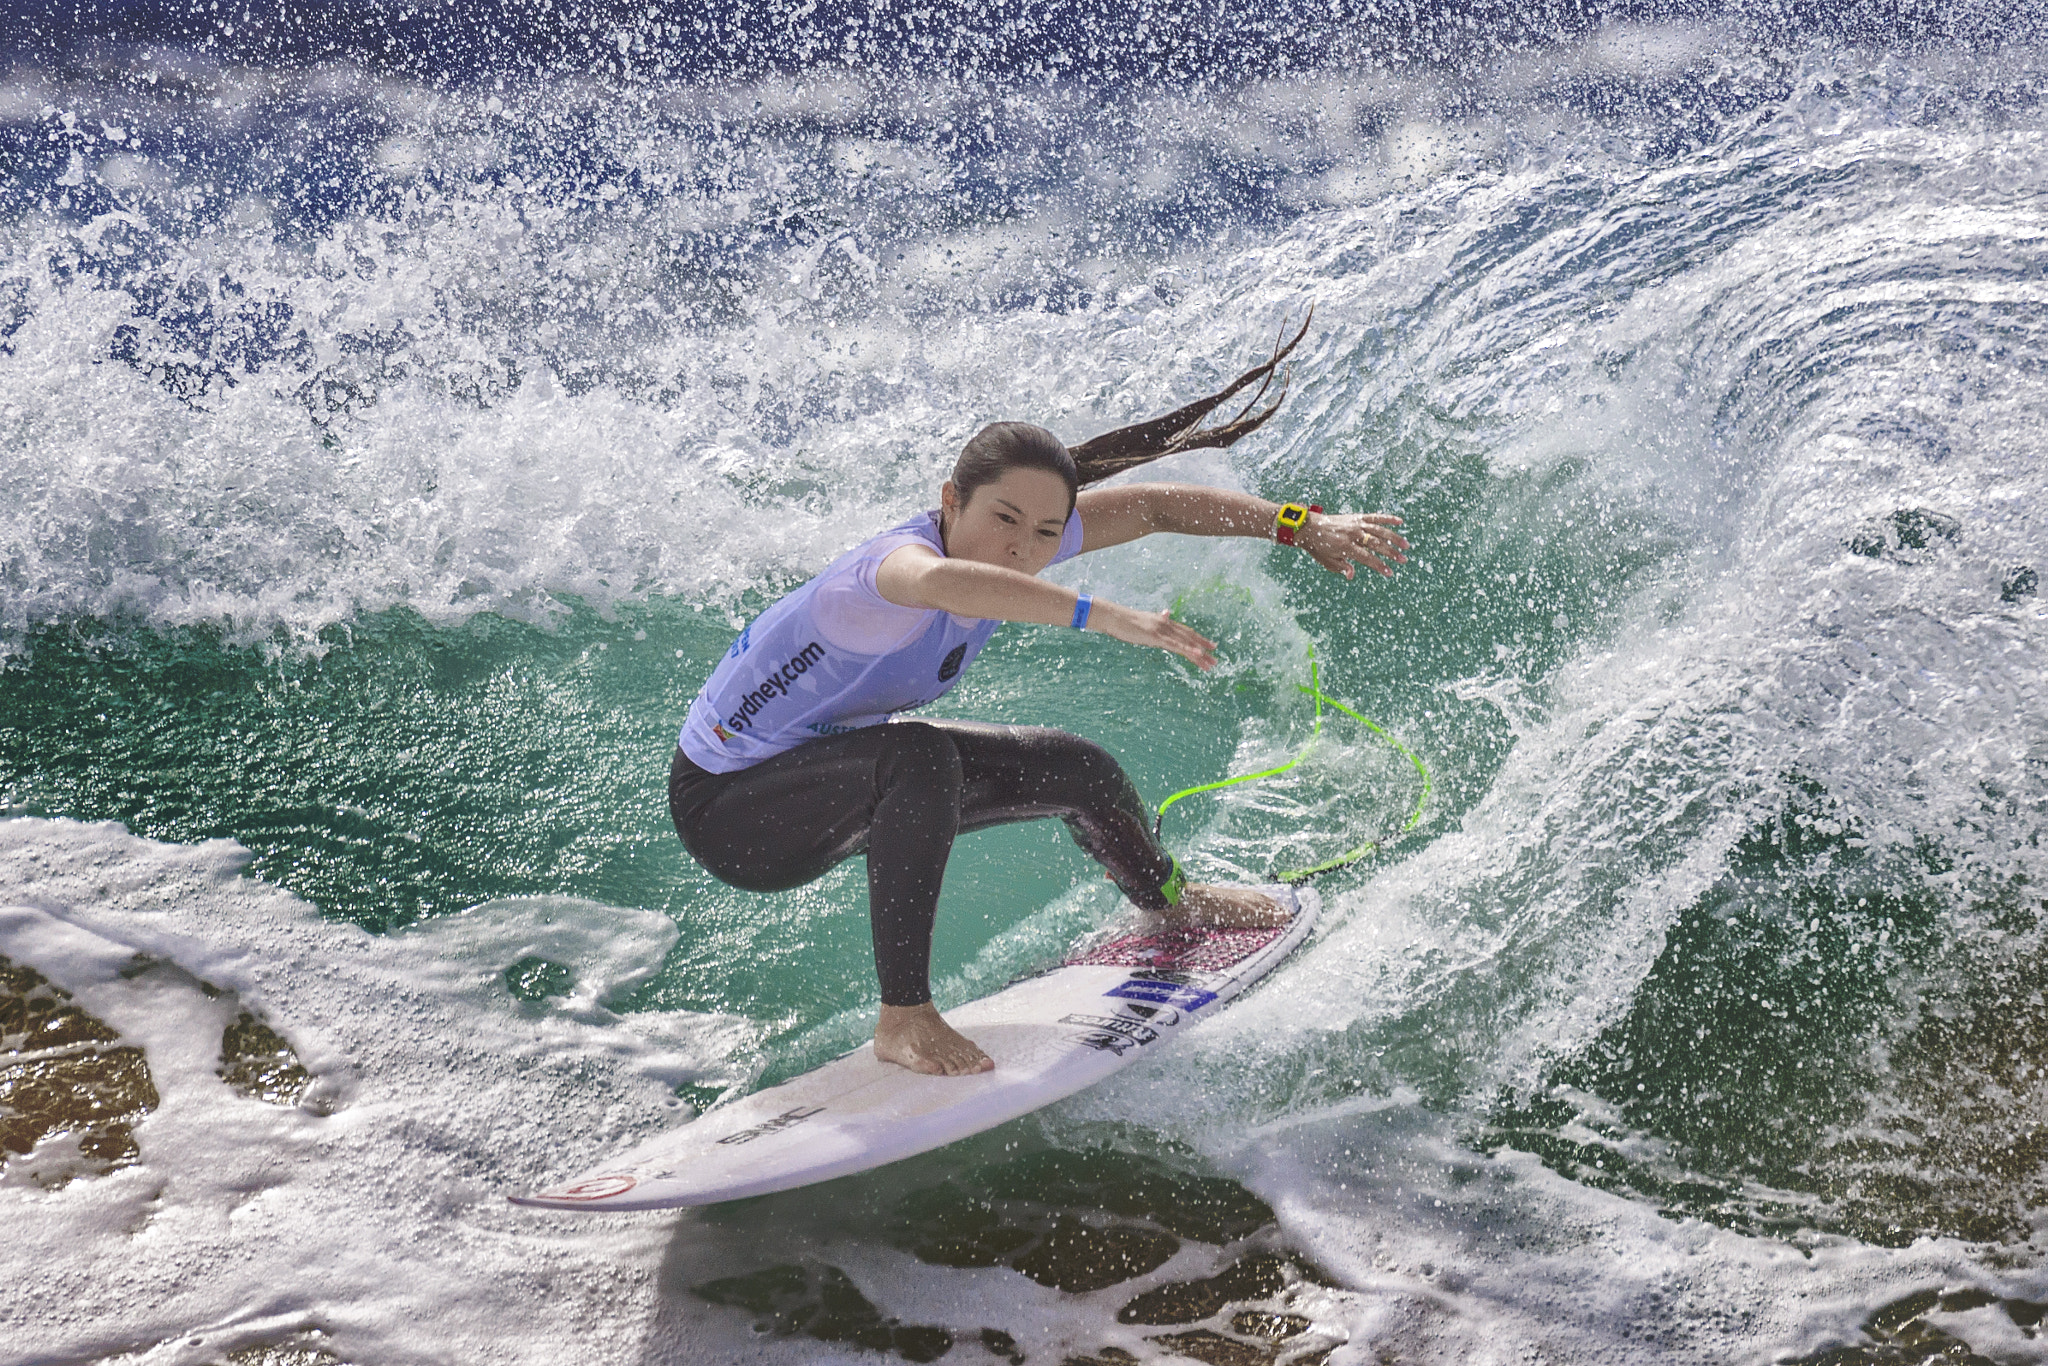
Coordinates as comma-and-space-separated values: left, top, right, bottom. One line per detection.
873, 545, 1219, 670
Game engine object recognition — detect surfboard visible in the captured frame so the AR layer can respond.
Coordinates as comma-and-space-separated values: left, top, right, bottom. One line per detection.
510, 884, 1319, 1211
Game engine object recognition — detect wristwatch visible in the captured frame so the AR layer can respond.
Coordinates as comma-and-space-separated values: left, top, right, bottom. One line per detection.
1274, 502, 1322, 547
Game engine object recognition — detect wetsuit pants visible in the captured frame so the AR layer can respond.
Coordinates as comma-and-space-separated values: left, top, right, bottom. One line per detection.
668, 720, 1181, 1007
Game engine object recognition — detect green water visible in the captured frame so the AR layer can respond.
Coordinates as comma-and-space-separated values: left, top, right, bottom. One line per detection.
5, 364, 2038, 1265
0, 457, 1675, 1058
0, 599, 1310, 1024
2, 449, 1750, 1179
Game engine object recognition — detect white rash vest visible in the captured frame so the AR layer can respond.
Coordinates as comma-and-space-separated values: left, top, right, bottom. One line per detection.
678, 508, 1084, 773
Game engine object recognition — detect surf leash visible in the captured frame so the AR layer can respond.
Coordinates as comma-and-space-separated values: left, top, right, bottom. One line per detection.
1153, 646, 1431, 885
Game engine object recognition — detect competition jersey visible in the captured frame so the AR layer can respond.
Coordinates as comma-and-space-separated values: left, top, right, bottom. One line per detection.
679, 508, 1084, 773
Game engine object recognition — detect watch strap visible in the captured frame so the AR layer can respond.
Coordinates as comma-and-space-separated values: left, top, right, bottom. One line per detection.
1274, 502, 1323, 547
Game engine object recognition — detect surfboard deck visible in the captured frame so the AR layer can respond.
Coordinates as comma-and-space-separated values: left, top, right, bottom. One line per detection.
509, 885, 1319, 1212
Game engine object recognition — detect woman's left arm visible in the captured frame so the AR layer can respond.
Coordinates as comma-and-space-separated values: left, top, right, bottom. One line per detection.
1076, 484, 1410, 580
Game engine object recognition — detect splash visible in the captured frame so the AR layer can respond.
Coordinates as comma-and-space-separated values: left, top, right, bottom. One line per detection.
4, 18, 2048, 1365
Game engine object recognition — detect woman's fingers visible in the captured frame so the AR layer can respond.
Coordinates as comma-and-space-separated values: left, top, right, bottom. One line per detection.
1154, 613, 1218, 669
1306, 512, 1410, 577
1147, 614, 1217, 670
1096, 603, 1217, 669
1309, 546, 1356, 580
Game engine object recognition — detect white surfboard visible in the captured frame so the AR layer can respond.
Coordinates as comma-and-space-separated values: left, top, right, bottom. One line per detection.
510, 885, 1319, 1211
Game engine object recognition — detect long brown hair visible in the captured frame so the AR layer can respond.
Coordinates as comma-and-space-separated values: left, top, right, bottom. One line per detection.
949, 309, 1313, 511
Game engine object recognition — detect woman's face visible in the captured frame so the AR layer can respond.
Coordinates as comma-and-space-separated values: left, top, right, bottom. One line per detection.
940, 467, 1071, 574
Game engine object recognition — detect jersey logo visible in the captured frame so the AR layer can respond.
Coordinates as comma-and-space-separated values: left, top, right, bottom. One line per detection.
719, 641, 826, 737
937, 643, 967, 681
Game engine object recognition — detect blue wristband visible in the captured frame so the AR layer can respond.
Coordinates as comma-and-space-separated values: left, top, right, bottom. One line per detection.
1070, 594, 1093, 630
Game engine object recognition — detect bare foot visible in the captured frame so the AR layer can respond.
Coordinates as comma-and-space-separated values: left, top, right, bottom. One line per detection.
874, 1002, 994, 1076
1163, 883, 1291, 928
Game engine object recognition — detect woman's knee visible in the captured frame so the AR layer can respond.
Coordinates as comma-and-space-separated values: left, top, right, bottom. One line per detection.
876, 721, 964, 790
1019, 726, 1128, 795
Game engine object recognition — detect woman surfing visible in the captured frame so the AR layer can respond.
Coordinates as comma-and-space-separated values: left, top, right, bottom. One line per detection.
669, 318, 1408, 1077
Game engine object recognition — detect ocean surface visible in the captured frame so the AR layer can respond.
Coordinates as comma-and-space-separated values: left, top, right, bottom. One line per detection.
5, 7, 2048, 1364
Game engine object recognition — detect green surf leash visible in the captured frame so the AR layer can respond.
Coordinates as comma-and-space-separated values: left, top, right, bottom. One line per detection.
1153, 646, 1431, 885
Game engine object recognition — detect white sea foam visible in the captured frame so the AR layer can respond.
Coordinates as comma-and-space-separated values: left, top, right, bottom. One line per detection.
1225, 1097, 2048, 1365
5, 790, 2035, 1366
0, 817, 806, 1366
6, 31, 2048, 1366
0, 34, 1808, 655
1059, 55, 2048, 1357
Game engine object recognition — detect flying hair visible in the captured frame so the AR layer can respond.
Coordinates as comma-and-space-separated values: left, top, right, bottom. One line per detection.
1068, 306, 1313, 484
949, 308, 1314, 511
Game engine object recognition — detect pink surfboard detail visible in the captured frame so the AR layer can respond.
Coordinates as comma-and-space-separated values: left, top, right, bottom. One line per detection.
1060, 924, 1284, 973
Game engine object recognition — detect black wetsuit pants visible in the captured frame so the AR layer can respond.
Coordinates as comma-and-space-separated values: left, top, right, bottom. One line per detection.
668, 720, 1180, 1007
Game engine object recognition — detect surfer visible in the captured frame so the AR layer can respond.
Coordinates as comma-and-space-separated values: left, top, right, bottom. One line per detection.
669, 318, 1408, 1076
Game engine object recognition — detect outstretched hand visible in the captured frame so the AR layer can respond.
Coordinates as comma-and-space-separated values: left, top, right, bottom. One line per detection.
1300, 512, 1409, 580
1091, 603, 1219, 671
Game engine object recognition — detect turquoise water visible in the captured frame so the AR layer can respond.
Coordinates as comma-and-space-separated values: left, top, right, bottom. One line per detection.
5, 25, 2048, 1364
0, 471, 1506, 1030
1, 423, 1668, 1049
